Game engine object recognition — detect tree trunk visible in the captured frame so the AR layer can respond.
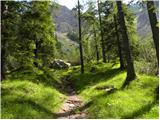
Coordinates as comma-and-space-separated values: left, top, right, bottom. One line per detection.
114, 14, 125, 70
147, 1, 159, 66
1, 48, 6, 80
97, 0, 106, 63
116, 1, 136, 88
78, 0, 84, 74
34, 42, 38, 67
1, 1, 7, 80
156, 86, 159, 100
93, 24, 100, 62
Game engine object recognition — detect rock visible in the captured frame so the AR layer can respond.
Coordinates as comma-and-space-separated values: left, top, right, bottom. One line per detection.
49, 59, 71, 70
96, 85, 114, 90
69, 104, 75, 107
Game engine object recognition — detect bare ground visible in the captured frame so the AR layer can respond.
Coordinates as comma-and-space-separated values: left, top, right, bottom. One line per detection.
54, 74, 88, 119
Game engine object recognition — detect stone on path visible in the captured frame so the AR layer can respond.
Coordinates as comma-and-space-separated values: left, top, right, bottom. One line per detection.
55, 75, 87, 119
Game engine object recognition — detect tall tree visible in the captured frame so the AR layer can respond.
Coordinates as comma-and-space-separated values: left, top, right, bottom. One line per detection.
81, 1, 100, 62
97, 0, 106, 63
78, 0, 84, 73
1, 1, 7, 80
114, 14, 125, 70
116, 1, 136, 87
1, 1, 20, 80
146, 1, 159, 65
18, 1, 56, 68
93, 24, 100, 61
146, 1, 159, 100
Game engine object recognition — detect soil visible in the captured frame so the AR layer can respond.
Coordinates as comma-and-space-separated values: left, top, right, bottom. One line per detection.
55, 75, 87, 119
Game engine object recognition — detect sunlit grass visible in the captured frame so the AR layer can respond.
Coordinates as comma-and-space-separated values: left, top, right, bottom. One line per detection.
70, 62, 159, 119
1, 68, 66, 119
1, 62, 159, 119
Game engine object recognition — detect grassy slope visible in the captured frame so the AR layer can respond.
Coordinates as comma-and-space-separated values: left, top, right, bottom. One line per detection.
1, 62, 159, 119
69, 62, 159, 119
1, 68, 67, 119
56, 32, 80, 63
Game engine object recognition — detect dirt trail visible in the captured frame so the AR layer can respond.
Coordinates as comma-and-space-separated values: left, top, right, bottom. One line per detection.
55, 75, 87, 119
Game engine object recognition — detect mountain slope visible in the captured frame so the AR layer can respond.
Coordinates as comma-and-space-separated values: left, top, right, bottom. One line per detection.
130, 2, 159, 40
52, 5, 78, 33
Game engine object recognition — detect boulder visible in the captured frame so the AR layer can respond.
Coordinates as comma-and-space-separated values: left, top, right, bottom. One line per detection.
50, 59, 71, 70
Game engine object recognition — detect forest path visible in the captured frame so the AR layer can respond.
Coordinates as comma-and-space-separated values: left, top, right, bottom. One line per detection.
54, 74, 87, 119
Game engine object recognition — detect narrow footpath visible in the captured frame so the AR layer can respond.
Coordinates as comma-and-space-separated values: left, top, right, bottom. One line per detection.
55, 75, 87, 119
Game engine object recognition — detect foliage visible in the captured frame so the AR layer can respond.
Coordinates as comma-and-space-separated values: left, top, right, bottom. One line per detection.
18, 1, 56, 67
67, 31, 78, 42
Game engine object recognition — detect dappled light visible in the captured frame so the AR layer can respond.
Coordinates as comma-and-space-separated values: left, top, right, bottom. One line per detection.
1, 0, 159, 119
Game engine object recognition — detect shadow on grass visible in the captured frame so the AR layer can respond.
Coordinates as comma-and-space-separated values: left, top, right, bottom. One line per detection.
89, 86, 158, 119
70, 68, 122, 93
7, 68, 64, 94
1, 98, 54, 119
122, 100, 158, 119
1, 81, 64, 119
16, 99, 53, 115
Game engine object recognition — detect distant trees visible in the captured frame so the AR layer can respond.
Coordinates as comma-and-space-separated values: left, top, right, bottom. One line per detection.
97, 0, 106, 63
93, 24, 100, 61
81, 1, 100, 62
67, 31, 78, 42
116, 1, 136, 87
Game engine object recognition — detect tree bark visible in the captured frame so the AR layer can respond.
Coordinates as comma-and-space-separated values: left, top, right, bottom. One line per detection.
93, 24, 100, 61
1, 48, 6, 80
114, 14, 125, 70
147, 1, 159, 66
78, 0, 84, 74
34, 42, 38, 67
1, 1, 7, 80
116, 1, 136, 88
97, 0, 106, 63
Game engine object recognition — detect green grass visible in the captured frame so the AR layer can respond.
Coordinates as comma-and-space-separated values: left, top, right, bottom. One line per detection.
1, 62, 159, 119
1, 68, 66, 119
69, 62, 159, 119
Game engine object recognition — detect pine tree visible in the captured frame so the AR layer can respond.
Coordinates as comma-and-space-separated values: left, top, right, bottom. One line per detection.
97, 0, 106, 63
78, 0, 84, 73
114, 14, 125, 70
18, 1, 56, 68
1, 1, 21, 80
116, 1, 136, 88
146, 1, 159, 65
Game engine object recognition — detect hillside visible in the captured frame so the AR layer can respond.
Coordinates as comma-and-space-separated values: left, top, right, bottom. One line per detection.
130, 2, 159, 40
52, 5, 78, 33
52, 3, 159, 41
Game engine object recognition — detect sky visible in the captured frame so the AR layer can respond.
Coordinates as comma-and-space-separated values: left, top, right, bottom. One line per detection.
55, 0, 77, 9
55, 0, 138, 10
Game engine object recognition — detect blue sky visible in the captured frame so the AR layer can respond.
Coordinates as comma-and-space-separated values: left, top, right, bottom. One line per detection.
55, 0, 137, 10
